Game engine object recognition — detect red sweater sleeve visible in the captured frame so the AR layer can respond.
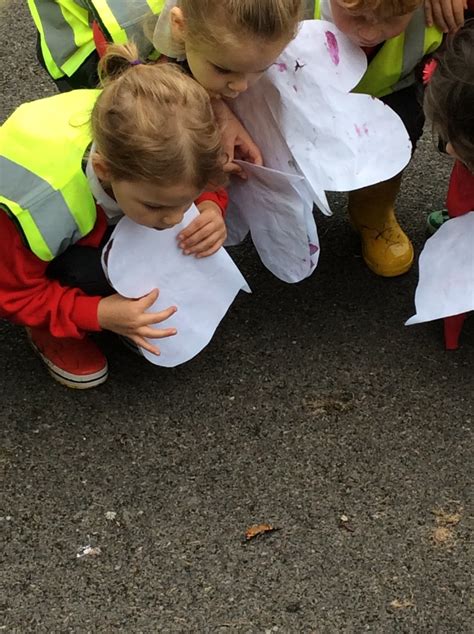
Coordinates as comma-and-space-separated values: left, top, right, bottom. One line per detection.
0, 210, 108, 339
446, 160, 474, 218
195, 188, 229, 217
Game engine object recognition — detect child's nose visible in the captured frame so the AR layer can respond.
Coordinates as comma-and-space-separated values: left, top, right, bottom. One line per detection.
162, 210, 184, 227
228, 77, 249, 93
357, 24, 382, 44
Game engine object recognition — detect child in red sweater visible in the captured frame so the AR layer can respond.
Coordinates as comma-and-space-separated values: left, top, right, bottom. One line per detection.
413, 19, 474, 347
0, 44, 228, 388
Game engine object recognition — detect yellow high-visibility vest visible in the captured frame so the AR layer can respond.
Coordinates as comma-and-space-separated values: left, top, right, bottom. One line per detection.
28, 0, 165, 80
308, 0, 442, 97
0, 90, 100, 261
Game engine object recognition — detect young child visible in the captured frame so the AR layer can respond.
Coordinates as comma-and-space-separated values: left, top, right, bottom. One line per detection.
309, 0, 443, 277
425, 0, 474, 232
28, 0, 166, 91
28, 1, 303, 173
424, 20, 474, 225
0, 43, 228, 389
408, 20, 474, 347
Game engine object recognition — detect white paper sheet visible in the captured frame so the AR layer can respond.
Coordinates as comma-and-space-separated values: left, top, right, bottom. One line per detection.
227, 161, 319, 283
406, 212, 474, 325
227, 20, 412, 282
102, 205, 250, 367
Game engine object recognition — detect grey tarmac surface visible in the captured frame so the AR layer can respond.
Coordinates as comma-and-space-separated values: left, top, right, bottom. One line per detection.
1, 2, 472, 632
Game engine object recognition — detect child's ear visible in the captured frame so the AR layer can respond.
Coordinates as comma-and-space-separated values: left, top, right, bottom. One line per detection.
170, 7, 186, 43
91, 153, 111, 183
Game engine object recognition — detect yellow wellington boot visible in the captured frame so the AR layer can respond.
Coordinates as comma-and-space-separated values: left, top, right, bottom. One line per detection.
348, 174, 414, 277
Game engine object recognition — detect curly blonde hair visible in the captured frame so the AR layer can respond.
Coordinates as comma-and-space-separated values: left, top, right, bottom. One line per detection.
91, 42, 227, 190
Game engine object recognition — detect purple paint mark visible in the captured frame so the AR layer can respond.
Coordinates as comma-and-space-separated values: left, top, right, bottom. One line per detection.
274, 62, 287, 72
292, 84, 298, 92
355, 123, 370, 137
309, 243, 319, 256
310, 259, 315, 268
294, 59, 306, 72
325, 30, 340, 66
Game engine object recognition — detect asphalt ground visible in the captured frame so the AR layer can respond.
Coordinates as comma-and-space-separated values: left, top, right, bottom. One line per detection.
1, 2, 472, 632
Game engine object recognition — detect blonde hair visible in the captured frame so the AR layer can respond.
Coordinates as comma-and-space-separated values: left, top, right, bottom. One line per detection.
92, 42, 227, 190
179, 0, 303, 46
339, 0, 422, 18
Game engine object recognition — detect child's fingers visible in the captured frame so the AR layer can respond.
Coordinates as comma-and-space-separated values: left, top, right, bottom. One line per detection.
195, 243, 224, 258
138, 288, 159, 310
223, 160, 245, 175
138, 324, 178, 339
192, 232, 225, 256
180, 223, 216, 251
178, 216, 207, 241
452, 0, 466, 28
130, 335, 161, 356
142, 305, 177, 327
236, 138, 263, 166
425, 2, 434, 26
433, 1, 452, 31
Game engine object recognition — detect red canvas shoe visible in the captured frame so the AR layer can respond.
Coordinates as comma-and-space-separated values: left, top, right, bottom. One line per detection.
27, 327, 108, 389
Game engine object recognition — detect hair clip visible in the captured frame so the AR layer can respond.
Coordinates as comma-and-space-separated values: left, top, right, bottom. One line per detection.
423, 58, 438, 85
130, 59, 143, 66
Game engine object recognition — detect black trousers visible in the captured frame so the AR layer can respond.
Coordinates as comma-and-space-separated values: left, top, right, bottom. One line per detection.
46, 227, 115, 297
380, 83, 425, 151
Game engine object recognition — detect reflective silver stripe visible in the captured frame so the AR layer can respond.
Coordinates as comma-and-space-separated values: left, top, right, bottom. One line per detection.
304, 0, 316, 19
32, 0, 78, 68
106, 0, 153, 40
393, 6, 426, 92
0, 157, 83, 256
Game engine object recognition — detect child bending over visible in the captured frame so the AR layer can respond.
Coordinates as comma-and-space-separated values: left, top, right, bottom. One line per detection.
0, 44, 227, 389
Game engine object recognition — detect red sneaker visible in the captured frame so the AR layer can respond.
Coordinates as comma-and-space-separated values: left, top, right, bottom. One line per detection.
27, 328, 108, 389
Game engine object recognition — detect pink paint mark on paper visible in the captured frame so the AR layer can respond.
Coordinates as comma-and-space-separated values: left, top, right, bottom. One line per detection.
325, 31, 340, 66
309, 243, 319, 256
274, 62, 287, 72
354, 123, 370, 137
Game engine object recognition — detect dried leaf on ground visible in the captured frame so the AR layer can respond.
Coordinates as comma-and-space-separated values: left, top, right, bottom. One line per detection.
390, 599, 414, 609
244, 523, 279, 542
432, 508, 462, 526
430, 506, 462, 545
303, 392, 355, 415
432, 526, 454, 545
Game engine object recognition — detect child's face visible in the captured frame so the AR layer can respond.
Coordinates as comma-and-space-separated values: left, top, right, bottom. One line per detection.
170, 8, 289, 98
330, 0, 414, 47
110, 179, 201, 230
184, 35, 289, 99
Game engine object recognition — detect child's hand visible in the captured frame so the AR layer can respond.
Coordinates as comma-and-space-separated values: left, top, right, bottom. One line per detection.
212, 99, 263, 178
178, 201, 227, 257
425, 0, 467, 32
97, 289, 177, 355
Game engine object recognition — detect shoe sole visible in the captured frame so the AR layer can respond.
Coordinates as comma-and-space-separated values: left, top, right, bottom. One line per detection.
28, 333, 108, 389
363, 251, 414, 277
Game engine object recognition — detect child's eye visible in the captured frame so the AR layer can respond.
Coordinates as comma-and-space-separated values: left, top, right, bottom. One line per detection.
213, 64, 231, 74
